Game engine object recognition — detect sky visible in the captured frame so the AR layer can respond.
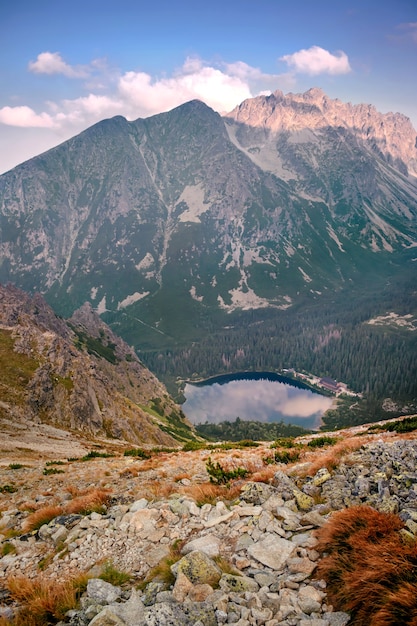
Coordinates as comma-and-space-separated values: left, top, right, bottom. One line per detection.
0, 0, 416, 174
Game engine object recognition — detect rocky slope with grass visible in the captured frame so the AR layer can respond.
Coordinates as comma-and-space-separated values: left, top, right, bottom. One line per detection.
0, 283, 193, 452
1, 424, 417, 625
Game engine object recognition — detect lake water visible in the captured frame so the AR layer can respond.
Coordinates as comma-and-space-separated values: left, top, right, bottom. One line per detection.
182, 372, 333, 430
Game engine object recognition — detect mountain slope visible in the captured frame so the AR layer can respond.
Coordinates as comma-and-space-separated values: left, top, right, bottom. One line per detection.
0, 90, 416, 403
0, 283, 192, 445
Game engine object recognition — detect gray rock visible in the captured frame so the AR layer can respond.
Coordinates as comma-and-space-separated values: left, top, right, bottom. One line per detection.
88, 607, 125, 625
87, 579, 122, 604
142, 601, 217, 626
129, 499, 148, 512
218, 573, 259, 593
181, 534, 221, 557
247, 534, 296, 570
172, 550, 222, 586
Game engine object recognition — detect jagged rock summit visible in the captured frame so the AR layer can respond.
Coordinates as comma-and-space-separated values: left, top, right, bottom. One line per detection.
225, 87, 417, 176
0, 283, 191, 453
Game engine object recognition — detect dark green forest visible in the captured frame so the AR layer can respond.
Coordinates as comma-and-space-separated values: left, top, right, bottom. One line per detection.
195, 418, 310, 441
140, 280, 417, 429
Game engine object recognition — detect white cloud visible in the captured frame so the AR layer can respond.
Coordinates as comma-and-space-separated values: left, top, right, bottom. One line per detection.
394, 22, 417, 44
280, 46, 351, 75
0, 106, 54, 128
118, 57, 252, 116
28, 51, 90, 78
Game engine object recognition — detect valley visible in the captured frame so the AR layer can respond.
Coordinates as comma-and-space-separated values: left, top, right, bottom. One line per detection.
0, 88, 416, 430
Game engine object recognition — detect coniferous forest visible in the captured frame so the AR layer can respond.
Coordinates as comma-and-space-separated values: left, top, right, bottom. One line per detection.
140, 279, 417, 429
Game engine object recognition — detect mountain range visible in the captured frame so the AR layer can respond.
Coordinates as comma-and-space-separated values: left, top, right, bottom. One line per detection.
0, 88, 416, 405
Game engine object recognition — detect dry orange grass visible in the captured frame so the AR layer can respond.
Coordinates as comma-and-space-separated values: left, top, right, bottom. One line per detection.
251, 465, 277, 483
5, 573, 89, 626
64, 488, 110, 515
180, 481, 242, 505
142, 481, 176, 500
23, 488, 111, 531
301, 436, 368, 477
315, 505, 417, 625
23, 505, 64, 532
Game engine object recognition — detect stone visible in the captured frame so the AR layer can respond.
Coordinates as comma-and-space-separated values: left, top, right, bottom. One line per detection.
87, 579, 122, 604
181, 534, 221, 557
203, 511, 235, 528
108, 589, 146, 626
129, 508, 159, 534
312, 468, 332, 486
88, 607, 125, 626
287, 557, 317, 576
188, 583, 214, 602
247, 534, 296, 570
173, 550, 222, 586
51, 525, 68, 544
129, 499, 148, 512
143, 544, 171, 568
298, 585, 325, 614
219, 573, 259, 593
324, 611, 351, 625
142, 601, 217, 626
293, 489, 314, 511
172, 570, 193, 602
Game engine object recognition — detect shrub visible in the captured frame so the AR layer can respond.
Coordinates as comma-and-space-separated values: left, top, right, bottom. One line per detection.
2, 542, 16, 556
206, 458, 248, 484
81, 450, 114, 460
270, 437, 297, 449
265, 449, 301, 464
123, 448, 151, 458
8, 463, 24, 470
182, 441, 206, 451
43, 467, 65, 475
315, 505, 417, 625
307, 436, 338, 448
0, 484, 17, 493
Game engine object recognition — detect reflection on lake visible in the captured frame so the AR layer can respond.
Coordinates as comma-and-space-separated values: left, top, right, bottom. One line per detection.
183, 373, 333, 430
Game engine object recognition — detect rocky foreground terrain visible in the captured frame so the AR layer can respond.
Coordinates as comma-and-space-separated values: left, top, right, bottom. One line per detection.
1, 426, 417, 625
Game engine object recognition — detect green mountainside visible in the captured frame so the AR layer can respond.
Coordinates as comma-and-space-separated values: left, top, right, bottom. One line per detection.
0, 89, 416, 422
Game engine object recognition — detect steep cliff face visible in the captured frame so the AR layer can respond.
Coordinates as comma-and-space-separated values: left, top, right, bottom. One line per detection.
0, 91, 416, 353
0, 284, 191, 445
225, 88, 417, 176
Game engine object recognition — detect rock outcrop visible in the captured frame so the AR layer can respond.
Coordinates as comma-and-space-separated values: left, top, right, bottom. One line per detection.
0, 283, 191, 446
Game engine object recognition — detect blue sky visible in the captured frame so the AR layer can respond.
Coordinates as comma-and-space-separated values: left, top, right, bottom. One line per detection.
1, 0, 416, 173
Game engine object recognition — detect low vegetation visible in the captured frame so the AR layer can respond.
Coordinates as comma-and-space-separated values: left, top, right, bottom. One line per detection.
1, 573, 89, 626
195, 418, 310, 442
205, 457, 248, 484
23, 489, 111, 532
99, 561, 131, 586
315, 505, 417, 625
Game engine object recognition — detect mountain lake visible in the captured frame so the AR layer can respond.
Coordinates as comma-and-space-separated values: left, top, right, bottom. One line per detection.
182, 372, 334, 430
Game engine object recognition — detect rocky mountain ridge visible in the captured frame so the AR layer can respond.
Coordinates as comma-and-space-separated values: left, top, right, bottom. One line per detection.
0, 283, 191, 449
225, 87, 417, 176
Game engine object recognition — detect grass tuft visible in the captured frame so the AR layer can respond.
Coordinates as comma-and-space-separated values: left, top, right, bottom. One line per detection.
24, 506, 64, 532
99, 561, 131, 586
4, 573, 88, 626
315, 505, 417, 625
